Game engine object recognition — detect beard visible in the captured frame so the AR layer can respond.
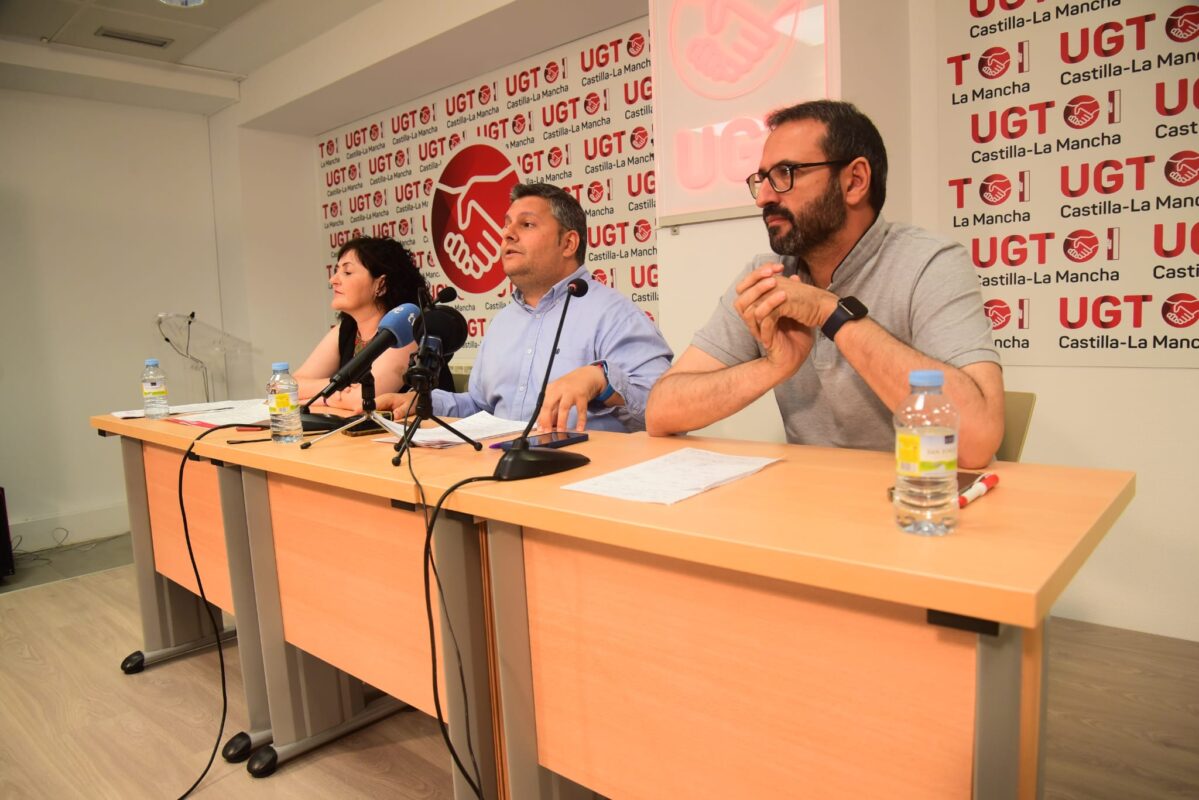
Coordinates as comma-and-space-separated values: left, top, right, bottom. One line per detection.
762, 176, 847, 257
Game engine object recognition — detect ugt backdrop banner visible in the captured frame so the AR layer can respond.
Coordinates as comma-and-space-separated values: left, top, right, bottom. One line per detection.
315, 19, 657, 366
936, 0, 1199, 367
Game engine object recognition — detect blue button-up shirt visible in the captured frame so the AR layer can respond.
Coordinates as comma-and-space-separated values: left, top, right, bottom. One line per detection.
433, 268, 673, 431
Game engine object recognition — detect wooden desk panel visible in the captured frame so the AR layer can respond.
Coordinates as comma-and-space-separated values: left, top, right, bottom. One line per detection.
439, 432, 1136, 629
522, 529, 977, 799
142, 442, 233, 614
264, 474, 442, 715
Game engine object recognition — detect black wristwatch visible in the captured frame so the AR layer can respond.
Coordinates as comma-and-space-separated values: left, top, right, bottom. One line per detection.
820, 296, 868, 341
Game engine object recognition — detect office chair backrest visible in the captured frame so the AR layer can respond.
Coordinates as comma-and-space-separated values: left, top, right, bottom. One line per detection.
996, 391, 1036, 463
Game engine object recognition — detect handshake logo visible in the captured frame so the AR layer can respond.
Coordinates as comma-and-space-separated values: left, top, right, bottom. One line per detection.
1165, 5, 1199, 43
983, 299, 1029, 331
1164, 150, 1199, 188
430, 145, 520, 295
1162, 293, 1199, 329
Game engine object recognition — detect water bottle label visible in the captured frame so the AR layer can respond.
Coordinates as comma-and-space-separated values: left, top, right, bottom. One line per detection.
269, 390, 299, 414
142, 381, 167, 397
896, 431, 957, 477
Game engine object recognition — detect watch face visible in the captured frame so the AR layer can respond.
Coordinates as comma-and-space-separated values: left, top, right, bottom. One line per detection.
842, 296, 868, 319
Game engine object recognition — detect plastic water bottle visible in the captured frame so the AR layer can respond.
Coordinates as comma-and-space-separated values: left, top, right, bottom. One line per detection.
267, 362, 303, 443
141, 359, 169, 419
894, 370, 959, 535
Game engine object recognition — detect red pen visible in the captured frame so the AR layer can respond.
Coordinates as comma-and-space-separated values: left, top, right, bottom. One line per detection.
959, 473, 999, 509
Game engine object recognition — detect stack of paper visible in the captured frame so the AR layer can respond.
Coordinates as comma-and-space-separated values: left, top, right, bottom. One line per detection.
563, 447, 779, 505
112, 399, 268, 427
376, 411, 527, 448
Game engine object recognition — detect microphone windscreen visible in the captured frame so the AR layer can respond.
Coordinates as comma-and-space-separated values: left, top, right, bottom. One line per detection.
377, 303, 421, 347
420, 306, 469, 354
435, 286, 458, 304
567, 277, 589, 297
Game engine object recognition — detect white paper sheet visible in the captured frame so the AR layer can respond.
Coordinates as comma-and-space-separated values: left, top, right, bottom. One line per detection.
562, 447, 779, 505
376, 411, 527, 448
112, 398, 268, 426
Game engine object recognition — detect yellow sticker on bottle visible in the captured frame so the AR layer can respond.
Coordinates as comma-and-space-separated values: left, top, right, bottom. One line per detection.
896, 430, 957, 477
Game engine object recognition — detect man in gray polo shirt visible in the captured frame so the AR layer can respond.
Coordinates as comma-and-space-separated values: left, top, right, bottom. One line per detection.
646, 100, 1004, 468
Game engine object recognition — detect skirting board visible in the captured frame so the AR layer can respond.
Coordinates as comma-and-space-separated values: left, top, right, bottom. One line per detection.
9, 504, 130, 553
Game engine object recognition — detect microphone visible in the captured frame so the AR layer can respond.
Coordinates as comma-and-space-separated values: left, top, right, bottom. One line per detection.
493, 277, 591, 481
304, 303, 419, 409
414, 304, 468, 355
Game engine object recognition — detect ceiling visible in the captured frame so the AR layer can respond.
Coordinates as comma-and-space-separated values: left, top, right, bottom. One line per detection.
0, 0, 649, 125
0, 0, 382, 76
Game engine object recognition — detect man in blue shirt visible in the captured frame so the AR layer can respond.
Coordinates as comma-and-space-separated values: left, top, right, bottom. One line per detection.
379, 182, 672, 432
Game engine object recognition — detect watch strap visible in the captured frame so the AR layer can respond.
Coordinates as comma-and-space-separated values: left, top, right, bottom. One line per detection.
821, 296, 867, 341
592, 360, 615, 404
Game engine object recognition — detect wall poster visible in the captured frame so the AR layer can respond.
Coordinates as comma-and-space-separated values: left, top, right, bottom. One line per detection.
315, 19, 658, 366
650, 0, 832, 224
936, 0, 1199, 367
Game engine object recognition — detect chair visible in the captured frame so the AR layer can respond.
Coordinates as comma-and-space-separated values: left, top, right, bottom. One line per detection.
995, 391, 1036, 462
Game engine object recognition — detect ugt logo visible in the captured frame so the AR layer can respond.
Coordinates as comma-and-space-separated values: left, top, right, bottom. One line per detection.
669, 0, 802, 99
1162, 293, 1199, 328
1063, 92, 1121, 130
983, 298, 1029, 330
1063, 228, 1120, 263
430, 145, 519, 294
1165, 5, 1199, 43
1164, 150, 1199, 187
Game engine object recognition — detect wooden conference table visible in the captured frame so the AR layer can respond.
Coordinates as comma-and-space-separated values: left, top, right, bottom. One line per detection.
90, 413, 450, 778
184, 424, 1133, 800
191, 422, 1127, 796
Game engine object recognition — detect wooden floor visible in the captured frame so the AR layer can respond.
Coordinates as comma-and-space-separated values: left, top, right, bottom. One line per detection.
0, 565, 452, 799
1043, 617, 1199, 800
0, 566, 1195, 799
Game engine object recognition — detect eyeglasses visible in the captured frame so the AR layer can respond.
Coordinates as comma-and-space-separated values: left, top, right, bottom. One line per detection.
745, 160, 852, 199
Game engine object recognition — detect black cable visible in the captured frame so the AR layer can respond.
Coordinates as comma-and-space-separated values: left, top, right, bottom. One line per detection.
397, 402, 493, 799
419, 474, 494, 800
404, 440, 484, 792
174, 422, 266, 799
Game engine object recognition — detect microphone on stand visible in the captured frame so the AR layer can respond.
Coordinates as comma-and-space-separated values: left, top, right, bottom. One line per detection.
493, 277, 592, 482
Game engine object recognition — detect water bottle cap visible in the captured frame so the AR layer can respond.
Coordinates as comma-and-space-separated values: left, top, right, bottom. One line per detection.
271, 362, 290, 372
909, 369, 944, 387
144, 358, 159, 367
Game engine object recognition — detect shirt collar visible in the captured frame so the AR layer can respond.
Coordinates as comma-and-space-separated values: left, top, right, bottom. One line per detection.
783, 214, 888, 288
512, 266, 589, 312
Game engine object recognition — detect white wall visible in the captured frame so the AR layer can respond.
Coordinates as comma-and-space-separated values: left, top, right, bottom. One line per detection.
0, 88, 221, 550
208, 111, 326, 393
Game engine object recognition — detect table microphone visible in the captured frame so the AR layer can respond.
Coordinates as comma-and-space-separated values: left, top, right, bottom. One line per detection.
493, 277, 591, 481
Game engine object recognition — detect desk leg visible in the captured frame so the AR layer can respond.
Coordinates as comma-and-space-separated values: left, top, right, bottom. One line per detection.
1019, 620, 1048, 800
119, 437, 229, 674
214, 463, 273, 762
486, 521, 597, 800
239, 467, 402, 778
974, 623, 1036, 800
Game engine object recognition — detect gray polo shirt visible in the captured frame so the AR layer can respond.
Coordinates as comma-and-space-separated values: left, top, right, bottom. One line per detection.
692, 215, 1000, 451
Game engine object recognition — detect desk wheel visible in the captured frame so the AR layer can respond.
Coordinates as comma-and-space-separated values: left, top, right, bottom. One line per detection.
120, 650, 145, 674
247, 745, 278, 778
222, 731, 253, 763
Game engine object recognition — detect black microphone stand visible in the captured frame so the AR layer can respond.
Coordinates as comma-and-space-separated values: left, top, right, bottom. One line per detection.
391, 335, 481, 466
299, 373, 391, 450
493, 283, 590, 482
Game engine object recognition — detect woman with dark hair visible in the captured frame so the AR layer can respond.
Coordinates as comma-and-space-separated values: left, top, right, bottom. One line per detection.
295, 237, 449, 410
